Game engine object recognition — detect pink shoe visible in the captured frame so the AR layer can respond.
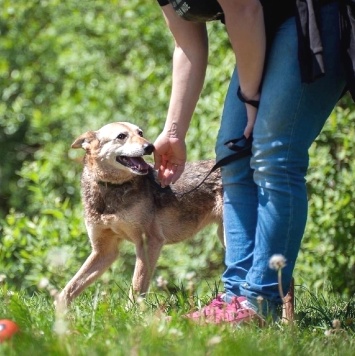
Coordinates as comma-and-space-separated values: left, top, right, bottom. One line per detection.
185, 295, 262, 325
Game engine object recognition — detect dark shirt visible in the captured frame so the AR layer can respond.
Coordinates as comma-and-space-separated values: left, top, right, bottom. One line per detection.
157, 0, 355, 101
157, 0, 224, 22
157, 0, 296, 36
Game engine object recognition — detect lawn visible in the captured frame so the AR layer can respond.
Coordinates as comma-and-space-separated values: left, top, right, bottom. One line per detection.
1, 280, 354, 356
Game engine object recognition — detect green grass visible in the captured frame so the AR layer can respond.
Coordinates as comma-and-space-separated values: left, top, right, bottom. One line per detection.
0, 282, 354, 356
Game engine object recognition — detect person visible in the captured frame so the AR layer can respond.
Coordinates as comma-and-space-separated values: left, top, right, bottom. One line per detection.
153, 0, 354, 323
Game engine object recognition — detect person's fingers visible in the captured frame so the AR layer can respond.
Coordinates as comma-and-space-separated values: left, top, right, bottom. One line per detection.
154, 151, 162, 170
243, 122, 254, 138
160, 162, 184, 187
167, 162, 184, 185
244, 105, 257, 138
160, 167, 172, 188
171, 164, 185, 184
157, 165, 165, 184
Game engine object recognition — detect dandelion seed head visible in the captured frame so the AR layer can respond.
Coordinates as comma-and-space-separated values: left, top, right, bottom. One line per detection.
46, 246, 72, 269
268, 254, 287, 270
136, 296, 147, 311
136, 296, 145, 304
187, 280, 195, 292
156, 275, 168, 288
53, 318, 68, 336
169, 328, 183, 337
207, 335, 222, 346
50, 288, 58, 298
332, 319, 341, 329
185, 271, 196, 281
38, 277, 50, 290
324, 329, 332, 337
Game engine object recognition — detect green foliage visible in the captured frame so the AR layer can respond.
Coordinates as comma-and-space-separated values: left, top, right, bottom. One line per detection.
297, 99, 355, 296
0, 0, 354, 300
0, 0, 174, 214
0, 0, 228, 293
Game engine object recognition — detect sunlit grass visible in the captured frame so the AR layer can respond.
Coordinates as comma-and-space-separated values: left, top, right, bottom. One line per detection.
0, 281, 354, 356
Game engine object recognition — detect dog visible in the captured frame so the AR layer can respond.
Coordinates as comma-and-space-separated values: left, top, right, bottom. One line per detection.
57, 122, 223, 306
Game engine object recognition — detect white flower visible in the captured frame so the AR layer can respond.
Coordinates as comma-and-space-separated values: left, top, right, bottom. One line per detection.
187, 280, 195, 292
169, 328, 183, 337
38, 277, 50, 289
46, 246, 72, 269
332, 319, 341, 329
156, 275, 168, 288
185, 271, 196, 281
207, 335, 222, 346
0, 274, 7, 283
269, 254, 287, 270
53, 318, 68, 336
49, 288, 58, 298
324, 329, 332, 337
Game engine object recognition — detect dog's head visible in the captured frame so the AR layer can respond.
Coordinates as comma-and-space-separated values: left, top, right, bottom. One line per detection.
72, 122, 154, 177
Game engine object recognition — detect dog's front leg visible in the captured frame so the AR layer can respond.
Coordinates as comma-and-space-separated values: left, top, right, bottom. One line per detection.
130, 234, 164, 301
57, 229, 120, 307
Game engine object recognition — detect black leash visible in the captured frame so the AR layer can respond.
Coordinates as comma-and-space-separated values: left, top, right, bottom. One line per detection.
177, 135, 253, 197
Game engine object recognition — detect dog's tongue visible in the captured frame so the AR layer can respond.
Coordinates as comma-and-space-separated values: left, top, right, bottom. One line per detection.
129, 157, 150, 171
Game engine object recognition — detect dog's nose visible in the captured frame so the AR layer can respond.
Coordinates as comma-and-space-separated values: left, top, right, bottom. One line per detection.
143, 143, 155, 155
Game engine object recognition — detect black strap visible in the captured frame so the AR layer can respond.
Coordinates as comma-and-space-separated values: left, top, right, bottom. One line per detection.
237, 86, 260, 108
177, 146, 252, 197
225, 134, 253, 152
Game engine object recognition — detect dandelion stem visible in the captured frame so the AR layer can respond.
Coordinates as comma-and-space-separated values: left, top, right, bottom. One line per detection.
277, 269, 285, 300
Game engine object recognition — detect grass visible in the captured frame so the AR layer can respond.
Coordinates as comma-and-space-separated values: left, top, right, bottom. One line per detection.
0, 281, 354, 356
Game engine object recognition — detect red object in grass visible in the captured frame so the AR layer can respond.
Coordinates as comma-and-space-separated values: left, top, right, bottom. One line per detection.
0, 319, 19, 342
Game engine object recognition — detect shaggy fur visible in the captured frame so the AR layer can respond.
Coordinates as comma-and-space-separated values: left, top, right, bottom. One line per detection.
57, 122, 223, 305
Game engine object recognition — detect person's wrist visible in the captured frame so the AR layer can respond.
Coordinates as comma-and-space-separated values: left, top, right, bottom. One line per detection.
237, 86, 260, 108
164, 121, 186, 140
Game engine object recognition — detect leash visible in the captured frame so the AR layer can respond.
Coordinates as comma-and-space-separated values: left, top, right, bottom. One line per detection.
177, 138, 252, 197
179, 88, 257, 195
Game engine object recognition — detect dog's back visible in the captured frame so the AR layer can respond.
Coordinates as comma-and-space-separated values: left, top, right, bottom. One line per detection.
81, 159, 223, 245
148, 159, 223, 244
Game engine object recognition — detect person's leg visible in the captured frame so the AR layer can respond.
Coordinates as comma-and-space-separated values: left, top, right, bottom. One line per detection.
239, 2, 346, 313
216, 1, 346, 316
215, 67, 257, 300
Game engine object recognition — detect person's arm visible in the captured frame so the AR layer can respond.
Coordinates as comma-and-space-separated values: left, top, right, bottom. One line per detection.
217, 0, 265, 137
154, 4, 208, 187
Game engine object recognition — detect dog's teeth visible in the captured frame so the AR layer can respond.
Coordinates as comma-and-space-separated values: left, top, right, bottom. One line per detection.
117, 156, 149, 174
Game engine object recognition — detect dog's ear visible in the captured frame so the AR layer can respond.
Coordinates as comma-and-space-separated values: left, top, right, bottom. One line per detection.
71, 131, 97, 150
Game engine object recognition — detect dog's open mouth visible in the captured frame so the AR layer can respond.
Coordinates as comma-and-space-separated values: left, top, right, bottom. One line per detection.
116, 156, 150, 175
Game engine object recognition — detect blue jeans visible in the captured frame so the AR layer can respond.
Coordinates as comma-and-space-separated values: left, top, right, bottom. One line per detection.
215, 2, 346, 314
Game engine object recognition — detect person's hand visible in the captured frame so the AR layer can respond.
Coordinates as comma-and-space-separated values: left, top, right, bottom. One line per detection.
153, 132, 186, 188
244, 103, 258, 138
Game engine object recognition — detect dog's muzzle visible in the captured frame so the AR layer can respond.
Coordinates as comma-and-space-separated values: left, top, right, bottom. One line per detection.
116, 143, 154, 175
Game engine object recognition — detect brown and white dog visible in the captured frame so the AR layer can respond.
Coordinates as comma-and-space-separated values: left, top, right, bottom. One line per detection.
57, 122, 223, 306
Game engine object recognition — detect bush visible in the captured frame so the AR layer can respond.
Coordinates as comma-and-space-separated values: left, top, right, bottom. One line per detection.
1, 0, 354, 298
297, 97, 355, 296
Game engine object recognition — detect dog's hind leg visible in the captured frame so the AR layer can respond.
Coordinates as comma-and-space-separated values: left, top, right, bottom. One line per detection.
129, 233, 164, 302
57, 229, 120, 307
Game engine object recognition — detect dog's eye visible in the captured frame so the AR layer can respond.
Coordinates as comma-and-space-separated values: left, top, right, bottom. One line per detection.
138, 130, 143, 137
116, 133, 127, 140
